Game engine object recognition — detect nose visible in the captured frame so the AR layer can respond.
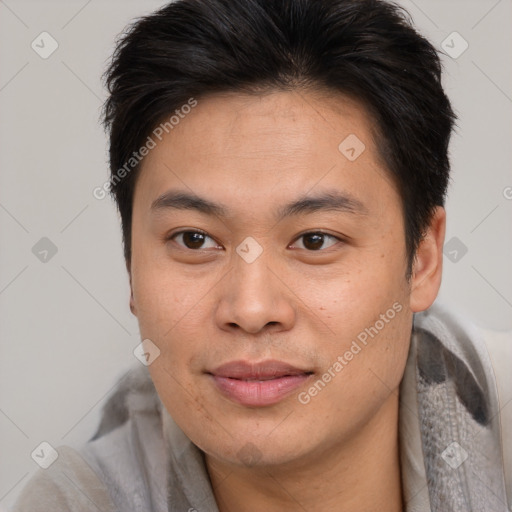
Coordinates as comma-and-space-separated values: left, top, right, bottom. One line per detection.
214, 250, 296, 335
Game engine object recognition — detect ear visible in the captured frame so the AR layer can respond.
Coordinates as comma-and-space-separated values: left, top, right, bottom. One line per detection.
129, 284, 137, 316
409, 206, 446, 312
127, 260, 137, 316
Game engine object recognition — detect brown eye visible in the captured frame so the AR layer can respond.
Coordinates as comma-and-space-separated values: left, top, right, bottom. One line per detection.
303, 233, 325, 250
292, 232, 340, 251
171, 230, 219, 250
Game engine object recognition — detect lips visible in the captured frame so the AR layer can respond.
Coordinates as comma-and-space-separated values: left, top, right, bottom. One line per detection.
208, 360, 313, 407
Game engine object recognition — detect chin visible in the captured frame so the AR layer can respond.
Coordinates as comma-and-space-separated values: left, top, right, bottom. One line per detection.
190, 417, 324, 469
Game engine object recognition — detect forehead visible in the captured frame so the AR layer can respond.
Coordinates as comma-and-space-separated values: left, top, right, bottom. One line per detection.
155, 89, 375, 159
134, 89, 397, 216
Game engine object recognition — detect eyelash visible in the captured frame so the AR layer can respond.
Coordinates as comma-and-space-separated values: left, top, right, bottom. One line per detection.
167, 229, 344, 252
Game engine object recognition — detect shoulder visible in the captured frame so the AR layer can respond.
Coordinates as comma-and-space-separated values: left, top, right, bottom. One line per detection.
414, 302, 512, 404
79, 398, 169, 512
479, 325, 512, 503
11, 445, 116, 512
413, 302, 512, 508
12, 365, 167, 512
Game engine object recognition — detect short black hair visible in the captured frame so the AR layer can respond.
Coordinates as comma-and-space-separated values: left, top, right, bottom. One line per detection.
103, 0, 456, 274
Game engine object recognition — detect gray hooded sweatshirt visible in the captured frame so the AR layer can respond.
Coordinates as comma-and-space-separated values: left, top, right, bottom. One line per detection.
11, 304, 512, 511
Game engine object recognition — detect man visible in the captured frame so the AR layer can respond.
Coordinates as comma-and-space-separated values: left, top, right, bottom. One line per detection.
13, 0, 511, 511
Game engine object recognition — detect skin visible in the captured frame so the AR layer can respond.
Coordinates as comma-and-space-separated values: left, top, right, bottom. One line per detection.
129, 89, 445, 512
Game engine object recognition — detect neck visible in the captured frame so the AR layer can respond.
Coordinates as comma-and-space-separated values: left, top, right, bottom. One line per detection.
206, 393, 403, 512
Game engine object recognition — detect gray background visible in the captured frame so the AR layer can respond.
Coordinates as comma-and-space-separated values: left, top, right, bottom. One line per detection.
1, 0, 511, 507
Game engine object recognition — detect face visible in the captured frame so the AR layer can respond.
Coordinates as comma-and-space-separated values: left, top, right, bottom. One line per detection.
130, 89, 418, 470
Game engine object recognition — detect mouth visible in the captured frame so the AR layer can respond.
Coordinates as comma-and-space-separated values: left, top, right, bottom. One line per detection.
208, 360, 314, 407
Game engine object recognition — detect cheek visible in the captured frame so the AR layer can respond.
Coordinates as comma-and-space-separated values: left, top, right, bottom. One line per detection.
131, 249, 215, 339
302, 252, 407, 334
130, 256, 220, 392
299, 302, 411, 429
300, 251, 411, 399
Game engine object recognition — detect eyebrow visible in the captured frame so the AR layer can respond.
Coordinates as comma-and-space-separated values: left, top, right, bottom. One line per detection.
275, 191, 368, 219
150, 189, 368, 220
